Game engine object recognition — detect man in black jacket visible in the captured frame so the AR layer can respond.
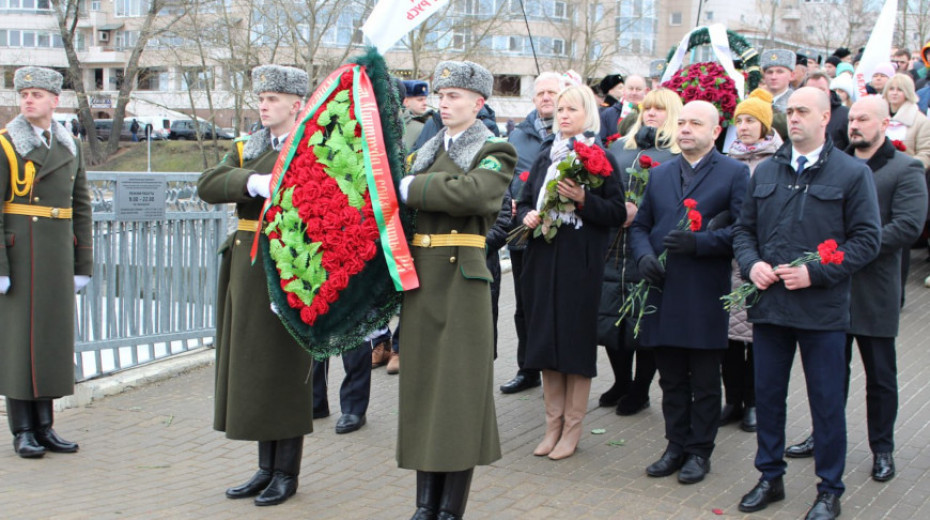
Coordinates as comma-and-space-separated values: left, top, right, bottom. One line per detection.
804, 72, 849, 151
733, 88, 881, 520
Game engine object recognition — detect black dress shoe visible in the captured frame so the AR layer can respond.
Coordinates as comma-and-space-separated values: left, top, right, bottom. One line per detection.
226, 469, 273, 499
34, 428, 79, 453
254, 470, 298, 506
785, 434, 814, 458
738, 476, 785, 513
804, 491, 841, 520
678, 454, 710, 484
313, 407, 330, 420
719, 404, 744, 426
13, 432, 46, 458
740, 407, 757, 432
646, 450, 684, 477
872, 452, 895, 482
598, 384, 628, 407
616, 395, 650, 416
500, 373, 541, 394
335, 413, 366, 434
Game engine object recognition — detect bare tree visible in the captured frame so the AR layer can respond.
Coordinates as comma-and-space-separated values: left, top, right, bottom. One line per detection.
899, 0, 930, 50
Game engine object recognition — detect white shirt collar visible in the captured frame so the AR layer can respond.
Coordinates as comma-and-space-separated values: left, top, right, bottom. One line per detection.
32, 123, 52, 148
790, 144, 823, 172
444, 129, 464, 150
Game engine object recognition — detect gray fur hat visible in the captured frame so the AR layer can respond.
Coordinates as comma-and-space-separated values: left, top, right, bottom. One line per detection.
761, 49, 796, 71
649, 60, 667, 79
432, 61, 493, 99
251, 65, 309, 97
14, 66, 63, 95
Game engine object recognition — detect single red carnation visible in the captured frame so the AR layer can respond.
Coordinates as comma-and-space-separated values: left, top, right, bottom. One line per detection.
287, 292, 303, 309
832, 250, 845, 264
688, 210, 702, 232
893, 140, 907, 151
683, 198, 698, 209
519, 170, 530, 182
300, 306, 317, 325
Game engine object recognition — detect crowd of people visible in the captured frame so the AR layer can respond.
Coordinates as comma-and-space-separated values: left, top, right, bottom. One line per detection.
5, 39, 930, 520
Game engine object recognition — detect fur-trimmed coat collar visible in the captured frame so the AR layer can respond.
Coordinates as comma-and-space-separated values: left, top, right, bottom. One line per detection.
411, 120, 493, 174
242, 127, 272, 161
4, 115, 76, 157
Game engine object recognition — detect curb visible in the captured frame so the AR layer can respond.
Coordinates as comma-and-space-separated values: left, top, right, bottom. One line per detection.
0, 348, 215, 414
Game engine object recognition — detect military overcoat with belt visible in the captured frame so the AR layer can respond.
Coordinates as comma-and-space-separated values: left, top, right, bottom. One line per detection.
397, 121, 516, 472
0, 115, 92, 400
197, 129, 314, 441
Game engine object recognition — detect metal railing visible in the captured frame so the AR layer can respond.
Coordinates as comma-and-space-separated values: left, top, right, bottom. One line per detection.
75, 172, 230, 382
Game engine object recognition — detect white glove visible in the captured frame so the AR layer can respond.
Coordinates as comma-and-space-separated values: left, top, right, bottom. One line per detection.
74, 275, 91, 293
399, 176, 414, 203
0, 276, 9, 294
247, 173, 273, 199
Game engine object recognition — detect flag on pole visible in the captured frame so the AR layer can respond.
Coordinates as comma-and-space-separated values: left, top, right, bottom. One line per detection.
853, 0, 898, 99
361, 0, 450, 54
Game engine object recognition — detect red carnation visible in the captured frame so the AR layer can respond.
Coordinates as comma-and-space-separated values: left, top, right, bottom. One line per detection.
287, 292, 302, 309
519, 170, 530, 182
683, 198, 698, 209
893, 140, 907, 151
832, 250, 845, 264
688, 210, 702, 232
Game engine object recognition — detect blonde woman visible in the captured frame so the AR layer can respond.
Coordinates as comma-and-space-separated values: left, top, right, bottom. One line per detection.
596, 88, 683, 417
517, 84, 626, 460
883, 73, 930, 169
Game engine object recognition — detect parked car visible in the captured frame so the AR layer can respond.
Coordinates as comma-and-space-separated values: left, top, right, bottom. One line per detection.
94, 119, 167, 141
168, 120, 234, 140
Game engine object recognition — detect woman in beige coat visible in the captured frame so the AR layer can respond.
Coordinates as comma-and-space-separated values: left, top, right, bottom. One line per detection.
883, 73, 930, 169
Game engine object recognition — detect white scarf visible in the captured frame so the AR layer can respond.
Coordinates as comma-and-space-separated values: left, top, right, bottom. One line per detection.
535, 133, 595, 230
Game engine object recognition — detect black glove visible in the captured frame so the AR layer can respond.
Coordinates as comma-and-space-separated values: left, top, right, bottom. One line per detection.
638, 254, 665, 286
707, 210, 732, 231
663, 230, 697, 255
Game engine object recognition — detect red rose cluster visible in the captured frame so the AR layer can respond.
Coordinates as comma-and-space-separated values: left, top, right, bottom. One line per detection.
662, 62, 739, 126
267, 70, 380, 326
573, 142, 612, 177
817, 239, 845, 265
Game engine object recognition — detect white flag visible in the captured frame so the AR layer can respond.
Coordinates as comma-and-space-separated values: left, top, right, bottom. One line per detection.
853, 0, 898, 99
362, 0, 450, 54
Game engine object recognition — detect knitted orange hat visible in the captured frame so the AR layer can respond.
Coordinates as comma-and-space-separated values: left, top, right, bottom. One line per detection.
734, 88, 774, 135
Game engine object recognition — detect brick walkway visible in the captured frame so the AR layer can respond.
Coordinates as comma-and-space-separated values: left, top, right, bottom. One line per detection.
3, 252, 930, 519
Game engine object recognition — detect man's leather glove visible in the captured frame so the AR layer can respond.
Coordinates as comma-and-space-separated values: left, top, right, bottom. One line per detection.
663, 230, 697, 255
638, 255, 665, 286
0, 276, 9, 294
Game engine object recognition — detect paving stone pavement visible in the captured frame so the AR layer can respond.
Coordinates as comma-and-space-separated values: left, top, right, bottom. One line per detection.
3, 252, 930, 519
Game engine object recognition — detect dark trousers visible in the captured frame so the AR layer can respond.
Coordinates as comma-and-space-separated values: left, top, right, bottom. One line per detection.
722, 340, 755, 407
654, 346, 722, 459
845, 334, 897, 454
753, 324, 846, 496
312, 342, 372, 415
510, 249, 538, 377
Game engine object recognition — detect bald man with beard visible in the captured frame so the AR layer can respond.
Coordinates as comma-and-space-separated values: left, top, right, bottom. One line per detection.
734, 88, 881, 520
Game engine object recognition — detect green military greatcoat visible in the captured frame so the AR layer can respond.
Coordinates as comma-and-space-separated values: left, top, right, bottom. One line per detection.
0, 116, 92, 400
397, 120, 515, 472
198, 129, 313, 441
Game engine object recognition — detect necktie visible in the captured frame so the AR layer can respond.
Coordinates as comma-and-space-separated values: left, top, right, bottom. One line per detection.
272, 137, 280, 151
796, 155, 807, 176
445, 136, 452, 151
42, 130, 50, 147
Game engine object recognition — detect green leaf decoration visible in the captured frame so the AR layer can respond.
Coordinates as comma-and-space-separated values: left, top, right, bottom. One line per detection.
334, 89, 349, 102
317, 109, 332, 127
307, 131, 324, 146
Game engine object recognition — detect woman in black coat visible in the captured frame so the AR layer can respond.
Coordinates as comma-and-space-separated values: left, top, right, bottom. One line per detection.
517, 84, 626, 460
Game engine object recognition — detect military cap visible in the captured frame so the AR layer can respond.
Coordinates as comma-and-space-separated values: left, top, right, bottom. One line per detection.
599, 74, 624, 95
649, 60, 667, 79
432, 61, 493, 99
251, 65, 309, 97
14, 66, 63, 95
404, 80, 429, 98
760, 49, 796, 71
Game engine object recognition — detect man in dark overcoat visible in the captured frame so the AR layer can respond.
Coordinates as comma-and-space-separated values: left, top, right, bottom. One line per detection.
784, 96, 928, 483
397, 60, 515, 520
0, 66, 92, 459
629, 101, 749, 485
197, 65, 312, 507
734, 88, 881, 520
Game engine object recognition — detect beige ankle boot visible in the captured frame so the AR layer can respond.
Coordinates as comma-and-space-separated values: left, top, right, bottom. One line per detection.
548, 374, 591, 460
534, 370, 567, 456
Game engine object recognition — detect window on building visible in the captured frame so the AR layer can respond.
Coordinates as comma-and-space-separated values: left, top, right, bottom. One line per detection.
670, 11, 682, 25
137, 67, 167, 90
182, 67, 215, 90
91, 0, 101, 10
115, 30, 139, 50
509, 35, 521, 52
116, 0, 150, 17
494, 75, 521, 96
705, 11, 713, 21
452, 25, 470, 50
552, 38, 565, 56
554, 1, 566, 18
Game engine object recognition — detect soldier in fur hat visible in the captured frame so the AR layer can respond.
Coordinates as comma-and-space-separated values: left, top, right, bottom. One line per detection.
197, 64, 311, 507
0, 66, 92, 459
397, 60, 516, 520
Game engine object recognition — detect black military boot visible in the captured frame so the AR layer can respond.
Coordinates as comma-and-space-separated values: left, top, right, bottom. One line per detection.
436, 468, 474, 520
254, 436, 302, 506
33, 399, 78, 453
411, 471, 445, 520
226, 441, 275, 498
6, 397, 45, 458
